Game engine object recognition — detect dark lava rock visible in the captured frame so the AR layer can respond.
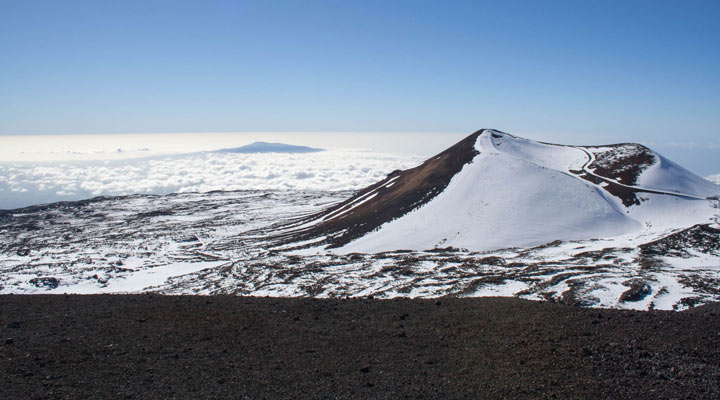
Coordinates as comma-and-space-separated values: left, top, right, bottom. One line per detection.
28, 277, 60, 289
620, 281, 652, 303
479, 256, 506, 266
1, 295, 719, 399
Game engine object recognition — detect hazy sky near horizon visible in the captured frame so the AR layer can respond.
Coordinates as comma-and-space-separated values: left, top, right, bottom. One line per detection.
1, 1, 719, 146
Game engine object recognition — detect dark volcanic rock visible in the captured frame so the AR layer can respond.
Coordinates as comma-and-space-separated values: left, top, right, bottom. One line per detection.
619, 280, 652, 303
1, 295, 719, 399
640, 224, 720, 258
585, 143, 656, 185
28, 277, 59, 289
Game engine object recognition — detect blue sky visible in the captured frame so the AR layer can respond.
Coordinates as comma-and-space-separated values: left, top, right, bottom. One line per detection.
1, 0, 719, 172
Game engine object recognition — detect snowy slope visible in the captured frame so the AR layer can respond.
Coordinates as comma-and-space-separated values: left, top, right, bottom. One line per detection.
637, 152, 719, 197
331, 129, 718, 253
482, 131, 587, 172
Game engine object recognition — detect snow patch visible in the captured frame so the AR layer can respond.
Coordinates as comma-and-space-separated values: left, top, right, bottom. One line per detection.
44, 261, 227, 294
638, 153, 720, 197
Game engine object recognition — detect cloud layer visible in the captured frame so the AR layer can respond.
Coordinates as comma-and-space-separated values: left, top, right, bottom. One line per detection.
0, 151, 422, 210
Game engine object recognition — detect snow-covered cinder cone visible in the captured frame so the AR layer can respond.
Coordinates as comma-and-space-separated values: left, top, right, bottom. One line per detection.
276, 129, 720, 253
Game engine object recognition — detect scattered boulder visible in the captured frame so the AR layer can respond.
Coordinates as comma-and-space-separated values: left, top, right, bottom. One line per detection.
479, 256, 506, 266
29, 277, 60, 289
620, 281, 651, 303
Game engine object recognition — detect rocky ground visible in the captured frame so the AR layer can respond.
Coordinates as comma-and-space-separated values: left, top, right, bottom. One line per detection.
2, 190, 719, 310
2, 295, 720, 399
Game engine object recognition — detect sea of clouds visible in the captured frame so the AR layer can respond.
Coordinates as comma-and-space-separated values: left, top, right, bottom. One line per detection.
2, 130, 718, 210
0, 150, 422, 210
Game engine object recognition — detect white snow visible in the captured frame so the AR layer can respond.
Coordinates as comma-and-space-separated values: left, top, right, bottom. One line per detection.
638, 153, 720, 198
464, 280, 530, 297
41, 261, 227, 294
626, 194, 716, 231
339, 130, 641, 253
485, 132, 588, 172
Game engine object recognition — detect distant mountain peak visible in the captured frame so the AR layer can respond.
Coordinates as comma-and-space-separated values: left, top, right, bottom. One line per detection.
215, 142, 324, 154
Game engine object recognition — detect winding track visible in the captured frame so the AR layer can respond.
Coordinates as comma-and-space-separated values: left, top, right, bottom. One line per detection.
574, 146, 706, 201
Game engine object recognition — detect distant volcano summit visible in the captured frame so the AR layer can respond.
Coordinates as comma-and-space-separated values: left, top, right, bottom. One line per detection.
215, 142, 323, 154
275, 129, 719, 252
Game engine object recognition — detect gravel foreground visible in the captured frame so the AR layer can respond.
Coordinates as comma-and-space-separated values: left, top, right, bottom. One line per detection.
2, 295, 719, 399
